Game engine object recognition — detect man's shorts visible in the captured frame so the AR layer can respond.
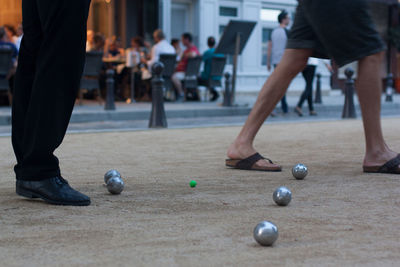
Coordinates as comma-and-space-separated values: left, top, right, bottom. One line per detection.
172, 72, 185, 81
286, 0, 386, 67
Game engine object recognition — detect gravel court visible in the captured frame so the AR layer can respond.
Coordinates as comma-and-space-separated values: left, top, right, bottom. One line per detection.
0, 118, 399, 266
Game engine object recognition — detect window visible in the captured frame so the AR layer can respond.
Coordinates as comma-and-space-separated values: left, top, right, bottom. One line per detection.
219, 6, 238, 17
261, 28, 273, 66
260, 8, 281, 22
218, 2, 241, 65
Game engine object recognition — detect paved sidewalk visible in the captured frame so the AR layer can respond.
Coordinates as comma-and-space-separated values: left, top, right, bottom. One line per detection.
0, 92, 398, 127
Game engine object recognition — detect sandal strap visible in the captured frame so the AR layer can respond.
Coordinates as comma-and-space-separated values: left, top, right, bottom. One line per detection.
379, 154, 400, 173
236, 153, 273, 169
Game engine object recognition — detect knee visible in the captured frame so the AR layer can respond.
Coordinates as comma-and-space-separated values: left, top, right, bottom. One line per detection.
361, 51, 384, 64
290, 57, 308, 74
171, 73, 178, 82
280, 53, 309, 76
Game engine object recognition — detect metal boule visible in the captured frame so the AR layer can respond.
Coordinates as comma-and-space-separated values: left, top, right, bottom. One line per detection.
104, 169, 121, 184
292, 163, 308, 180
253, 221, 279, 246
106, 176, 124, 195
273, 186, 292, 206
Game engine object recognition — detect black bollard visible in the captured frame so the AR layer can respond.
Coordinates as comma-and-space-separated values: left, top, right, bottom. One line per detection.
105, 69, 116, 110
385, 73, 394, 102
149, 62, 168, 128
314, 73, 322, 104
223, 72, 232, 107
342, 68, 357, 119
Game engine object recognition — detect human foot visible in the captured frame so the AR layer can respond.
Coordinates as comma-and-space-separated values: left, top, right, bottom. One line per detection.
363, 150, 400, 174
294, 106, 303, 117
227, 141, 281, 170
16, 177, 91, 206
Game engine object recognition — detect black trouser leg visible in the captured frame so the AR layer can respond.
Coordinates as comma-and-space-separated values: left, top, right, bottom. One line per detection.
280, 95, 288, 113
297, 65, 316, 111
274, 64, 288, 113
12, 0, 91, 181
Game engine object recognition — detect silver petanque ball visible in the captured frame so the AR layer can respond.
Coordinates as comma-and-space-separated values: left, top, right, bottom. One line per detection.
253, 221, 279, 246
273, 186, 292, 206
292, 163, 308, 180
106, 176, 125, 195
104, 169, 121, 184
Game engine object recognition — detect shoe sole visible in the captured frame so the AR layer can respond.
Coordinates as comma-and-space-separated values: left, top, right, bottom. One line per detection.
16, 186, 91, 206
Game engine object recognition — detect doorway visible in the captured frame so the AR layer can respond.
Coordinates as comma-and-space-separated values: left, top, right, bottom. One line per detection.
171, 0, 199, 45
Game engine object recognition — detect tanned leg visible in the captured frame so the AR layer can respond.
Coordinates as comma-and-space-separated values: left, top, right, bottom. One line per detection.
172, 73, 184, 96
227, 49, 312, 167
357, 52, 399, 168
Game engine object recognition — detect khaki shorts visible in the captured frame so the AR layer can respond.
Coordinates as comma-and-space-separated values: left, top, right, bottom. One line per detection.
286, 0, 386, 67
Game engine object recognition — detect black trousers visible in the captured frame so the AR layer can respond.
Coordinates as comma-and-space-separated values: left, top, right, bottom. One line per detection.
274, 64, 288, 113
12, 0, 91, 181
297, 65, 317, 111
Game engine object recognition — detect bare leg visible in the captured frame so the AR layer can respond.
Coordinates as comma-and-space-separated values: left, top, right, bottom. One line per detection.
171, 73, 184, 96
357, 52, 399, 168
227, 49, 312, 167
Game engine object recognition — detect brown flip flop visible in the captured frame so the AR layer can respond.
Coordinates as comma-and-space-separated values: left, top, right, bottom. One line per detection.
226, 153, 282, 172
363, 154, 400, 174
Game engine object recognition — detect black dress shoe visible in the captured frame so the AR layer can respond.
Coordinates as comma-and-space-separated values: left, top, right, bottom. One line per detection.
16, 177, 91, 206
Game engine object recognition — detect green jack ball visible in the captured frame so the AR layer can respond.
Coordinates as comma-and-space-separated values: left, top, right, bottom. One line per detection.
190, 180, 197, 188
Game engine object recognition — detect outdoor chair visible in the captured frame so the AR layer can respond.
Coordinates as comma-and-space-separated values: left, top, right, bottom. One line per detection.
199, 55, 227, 101
159, 53, 177, 100
0, 48, 14, 105
183, 56, 202, 101
79, 51, 104, 105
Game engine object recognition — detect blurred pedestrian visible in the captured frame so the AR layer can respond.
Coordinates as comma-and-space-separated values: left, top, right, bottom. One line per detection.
267, 10, 290, 114
294, 58, 331, 116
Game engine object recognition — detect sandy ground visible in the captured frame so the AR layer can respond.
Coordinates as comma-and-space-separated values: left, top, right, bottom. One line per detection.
0, 118, 399, 267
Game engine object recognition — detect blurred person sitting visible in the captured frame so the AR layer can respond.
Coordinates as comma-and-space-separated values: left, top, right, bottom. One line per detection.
83, 32, 107, 101
91, 33, 105, 52
146, 29, 175, 68
171, 38, 182, 61
0, 27, 18, 61
14, 23, 23, 51
127, 36, 149, 65
199, 36, 224, 101
0, 26, 18, 96
4, 25, 18, 45
86, 30, 94, 52
171, 33, 200, 102
104, 36, 125, 59
122, 36, 152, 101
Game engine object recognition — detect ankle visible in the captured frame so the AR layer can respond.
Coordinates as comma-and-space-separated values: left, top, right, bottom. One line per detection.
234, 136, 253, 148
364, 146, 396, 163
366, 143, 390, 157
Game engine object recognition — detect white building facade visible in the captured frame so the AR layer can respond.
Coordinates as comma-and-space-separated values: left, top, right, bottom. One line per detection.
160, 0, 332, 93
